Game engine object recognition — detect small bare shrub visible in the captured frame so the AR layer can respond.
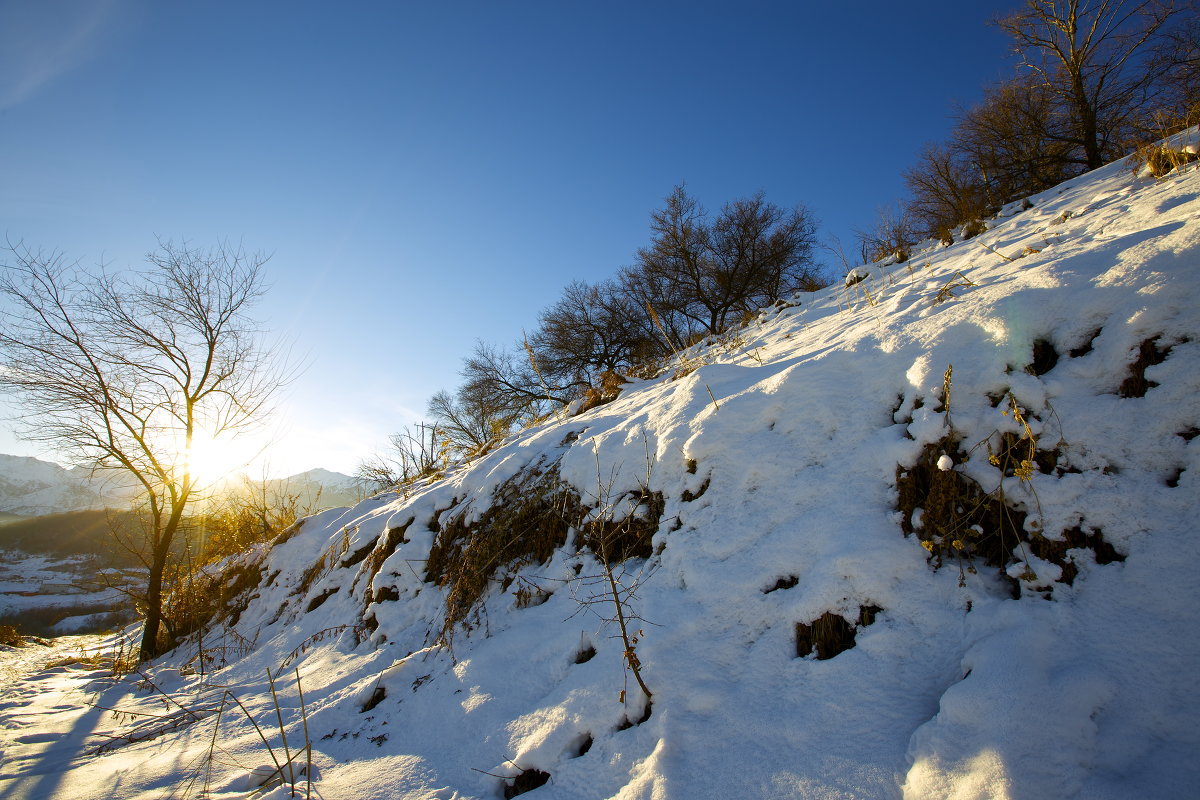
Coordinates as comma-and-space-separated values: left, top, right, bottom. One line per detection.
855, 204, 916, 264
578, 370, 626, 414
569, 444, 663, 712
932, 271, 977, 304
896, 369, 1125, 596
1131, 141, 1199, 176
1129, 113, 1200, 178
960, 218, 987, 240
0, 624, 21, 646
357, 423, 445, 494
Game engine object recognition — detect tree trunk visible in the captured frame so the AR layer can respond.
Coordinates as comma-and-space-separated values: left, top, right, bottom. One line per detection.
138, 507, 184, 662
1073, 74, 1104, 170
139, 551, 167, 661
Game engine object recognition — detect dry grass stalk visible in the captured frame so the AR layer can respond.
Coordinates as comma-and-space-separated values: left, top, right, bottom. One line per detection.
933, 271, 977, 304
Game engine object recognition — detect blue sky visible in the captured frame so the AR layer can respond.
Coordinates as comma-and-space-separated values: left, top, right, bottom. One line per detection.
0, 0, 1020, 477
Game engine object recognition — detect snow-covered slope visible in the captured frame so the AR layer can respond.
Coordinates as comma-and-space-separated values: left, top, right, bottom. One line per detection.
1, 136, 1197, 800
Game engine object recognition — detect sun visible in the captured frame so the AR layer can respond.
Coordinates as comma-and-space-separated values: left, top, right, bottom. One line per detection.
184, 434, 256, 488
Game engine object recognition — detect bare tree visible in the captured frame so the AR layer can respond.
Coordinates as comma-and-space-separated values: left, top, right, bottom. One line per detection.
528, 279, 657, 390
1146, 0, 1199, 124
0, 240, 289, 661
855, 203, 919, 263
904, 142, 989, 240
996, 0, 1178, 170
954, 75, 1078, 202
356, 422, 444, 493
631, 185, 820, 337
709, 191, 823, 303
427, 387, 515, 457
618, 262, 702, 357
904, 75, 1078, 239
460, 339, 580, 420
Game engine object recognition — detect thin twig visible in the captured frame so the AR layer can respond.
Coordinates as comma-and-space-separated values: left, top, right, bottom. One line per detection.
978, 240, 1016, 262
295, 667, 312, 800
266, 667, 294, 792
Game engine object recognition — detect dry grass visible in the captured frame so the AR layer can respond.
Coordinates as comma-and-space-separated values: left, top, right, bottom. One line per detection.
0, 624, 21, 647
795, 605, 881, 660
892, 366, 1123, 597
1130, 139, 1199, 178
577, 370, 626, 414
932, 271, 978, 304
425, 457, 585, 644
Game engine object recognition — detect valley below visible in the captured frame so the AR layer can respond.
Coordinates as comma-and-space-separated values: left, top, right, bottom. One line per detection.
0, 550, 140, 638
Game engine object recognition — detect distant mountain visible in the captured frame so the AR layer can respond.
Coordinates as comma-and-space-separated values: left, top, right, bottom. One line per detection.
0, 455, 130, 517
0, 454, 363, 519
257, 468, 367, 512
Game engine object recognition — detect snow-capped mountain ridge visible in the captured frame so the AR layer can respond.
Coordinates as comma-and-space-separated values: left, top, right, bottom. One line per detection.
1, 134, 1198, 799
0, 453, 360, 518
0, 454, 131, 517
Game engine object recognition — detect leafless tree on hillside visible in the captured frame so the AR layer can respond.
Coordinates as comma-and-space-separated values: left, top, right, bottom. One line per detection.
460, 339, 582, 419
356, 422, 444, 493
996, 0, 1179, 170
855, 203, 918, 264
629, 186, 820, 337
528, 279, 656, 390
1146, 0, 1200, 123
427, 387, 516, 457
0, 240, 290, 661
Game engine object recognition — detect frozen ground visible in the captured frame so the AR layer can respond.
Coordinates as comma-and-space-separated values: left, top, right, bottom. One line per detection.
0, 134, 1197, 799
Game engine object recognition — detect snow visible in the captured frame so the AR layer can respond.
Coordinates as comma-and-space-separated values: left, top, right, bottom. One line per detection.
0, 455, 132, 517
0, 133, 1197, 799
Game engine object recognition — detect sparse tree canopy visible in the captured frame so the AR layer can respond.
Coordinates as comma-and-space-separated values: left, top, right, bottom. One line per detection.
953, 75, 1078, 203
630, 186, 820, 336
428, 386, 516, 457
995, 0, 1179, 170
461, 338, 580, 419
528, 279, 656, 389
900, 1, 1186, 240
904, 141, 990, 240
904, 75, 1079, 238
356, 422, 444, 493
1147, 0, 1200, 122
0, 240, 289, 661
